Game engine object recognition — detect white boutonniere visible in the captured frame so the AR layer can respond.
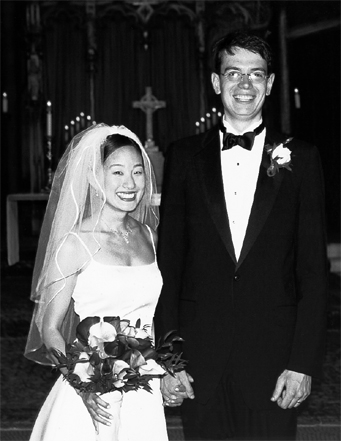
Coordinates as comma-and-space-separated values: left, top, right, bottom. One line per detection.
264, 138, 293, 177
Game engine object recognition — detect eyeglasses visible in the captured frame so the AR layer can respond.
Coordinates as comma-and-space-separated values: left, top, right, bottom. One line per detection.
220, 70, 269, 84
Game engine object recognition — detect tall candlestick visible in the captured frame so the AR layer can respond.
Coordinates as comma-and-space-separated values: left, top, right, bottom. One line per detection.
2, 92, 8, 113
200, 117, 205, 133
294, 88, 301, 109
211, 108, 217, 126
75, 116, 80, 133
46, 101, 52, 136
206, 113, 211, 130
70, 120, 75, 138
30, 4, 35, 26
64, 125, 69, 144
80, 112, 85, 128
35, 3, 40, 28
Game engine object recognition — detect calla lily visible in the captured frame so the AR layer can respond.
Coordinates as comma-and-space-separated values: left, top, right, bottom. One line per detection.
265, 138, 293, 177
76, 316, 101, 346
139, 359, 166, 376
73, 352, 94, 382
112, 360, 130, 388
135, 328, 151, 339
121, 325, 137, 337
272, 145, 291, 165
88, 321, 118, 357
129, 349, 147, 369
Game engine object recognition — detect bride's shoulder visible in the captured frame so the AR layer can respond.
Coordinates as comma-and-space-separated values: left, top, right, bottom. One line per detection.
135, 220, 158, 247
58, 230, 93, 270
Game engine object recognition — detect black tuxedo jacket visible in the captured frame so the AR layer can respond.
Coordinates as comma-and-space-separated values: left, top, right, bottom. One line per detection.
155, 125, 328, 410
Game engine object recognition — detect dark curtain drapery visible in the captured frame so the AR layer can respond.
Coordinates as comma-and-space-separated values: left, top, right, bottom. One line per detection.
43, 10, 202, 163
96, 13, 201, 150
44, 11, 90, 164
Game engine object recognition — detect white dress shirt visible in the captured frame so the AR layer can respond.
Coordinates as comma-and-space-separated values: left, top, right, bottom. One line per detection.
220, 119, 265, 260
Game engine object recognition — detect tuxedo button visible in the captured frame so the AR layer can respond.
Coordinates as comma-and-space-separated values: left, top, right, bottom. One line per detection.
234, 274, 240, 281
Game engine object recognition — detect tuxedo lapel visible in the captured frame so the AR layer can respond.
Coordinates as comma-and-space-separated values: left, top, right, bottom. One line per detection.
195, 129, 237, 264
237, 129, 287, 269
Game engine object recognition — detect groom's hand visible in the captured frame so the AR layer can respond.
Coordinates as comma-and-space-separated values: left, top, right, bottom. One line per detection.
161, 370, 195, 407
79, 391, 112, 432
271, 369, 312, 409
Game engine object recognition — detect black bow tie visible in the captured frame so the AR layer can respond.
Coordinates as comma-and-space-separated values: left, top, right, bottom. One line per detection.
220, 121, 265, 151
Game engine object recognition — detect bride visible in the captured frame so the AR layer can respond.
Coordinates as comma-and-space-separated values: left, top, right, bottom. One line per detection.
25, 124, 172, 441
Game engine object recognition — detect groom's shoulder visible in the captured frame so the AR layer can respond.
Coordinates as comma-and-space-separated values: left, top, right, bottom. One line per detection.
268, 127, 318, 157
166, 127, 218, 157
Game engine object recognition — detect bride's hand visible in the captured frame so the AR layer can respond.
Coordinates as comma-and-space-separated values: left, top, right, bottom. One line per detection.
78, 391, 113, 432
161, 370, 195, 407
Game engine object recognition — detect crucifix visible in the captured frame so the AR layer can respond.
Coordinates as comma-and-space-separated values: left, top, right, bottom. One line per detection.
133, 86, 166, 148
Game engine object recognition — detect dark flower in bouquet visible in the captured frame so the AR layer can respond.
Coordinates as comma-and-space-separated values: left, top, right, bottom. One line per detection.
51, 316, 187, 395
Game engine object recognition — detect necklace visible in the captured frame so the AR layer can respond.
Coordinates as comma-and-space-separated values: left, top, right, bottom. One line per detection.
101, 219, 133, 244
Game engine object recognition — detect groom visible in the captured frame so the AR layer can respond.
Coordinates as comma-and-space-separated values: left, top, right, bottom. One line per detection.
155, 31, 328, 440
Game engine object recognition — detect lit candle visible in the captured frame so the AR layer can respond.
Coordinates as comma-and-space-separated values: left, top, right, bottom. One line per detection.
70, 120, 75, 138
46, 101, 52, 137
64, 125, 69, 143
206, 113, 211, 130
200, 117, 205, 133
212, 108, 217, 126
80, 112, 85, 128
92, 121, 96, 126
86, 115, 91, 127
195, 121, 200, 135
2, 92, 8, 113
217, 111, 222, 121
294, 88, 301, 109
75, 116, 80, 133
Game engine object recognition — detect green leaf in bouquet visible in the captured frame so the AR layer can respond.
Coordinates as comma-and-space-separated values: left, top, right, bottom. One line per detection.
135, 337, 153, 351
140, 347, 158, 360
123, 368, 140, 380
125, 336, 140, 349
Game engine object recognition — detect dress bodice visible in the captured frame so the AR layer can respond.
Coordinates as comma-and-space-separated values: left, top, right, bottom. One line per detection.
72, 259, 163, 328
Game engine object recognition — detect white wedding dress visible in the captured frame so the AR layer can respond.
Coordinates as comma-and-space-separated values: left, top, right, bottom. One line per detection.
29, 229, 168, 441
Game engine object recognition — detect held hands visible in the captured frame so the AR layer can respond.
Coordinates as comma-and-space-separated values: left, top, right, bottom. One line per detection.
271, 369, 312, 409
161, 370, 195, 407
78, 391, 112, 432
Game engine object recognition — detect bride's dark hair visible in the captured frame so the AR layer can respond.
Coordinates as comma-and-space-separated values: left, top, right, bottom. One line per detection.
103, 134, 142, 164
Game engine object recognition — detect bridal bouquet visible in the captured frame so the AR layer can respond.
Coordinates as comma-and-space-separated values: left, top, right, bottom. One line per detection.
52, 316, 187, 394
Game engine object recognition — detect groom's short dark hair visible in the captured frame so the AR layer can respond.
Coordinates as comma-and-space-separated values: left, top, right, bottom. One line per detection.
212, 31, 273, 74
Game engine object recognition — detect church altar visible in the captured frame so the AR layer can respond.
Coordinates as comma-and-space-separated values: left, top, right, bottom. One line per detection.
6, 193, 49, 266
